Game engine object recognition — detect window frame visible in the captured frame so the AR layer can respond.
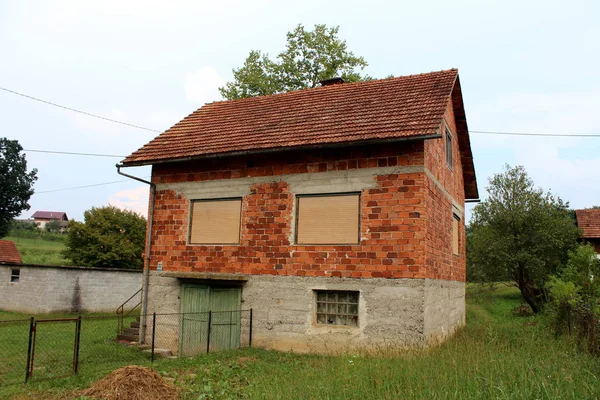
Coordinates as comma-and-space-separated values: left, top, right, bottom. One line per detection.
188, 197, 243, 245
445, 126, 454, 170
314, 290, 360, 327
452, 213, 460, 256
294, 192, 361, 245
10, 268, 20, 283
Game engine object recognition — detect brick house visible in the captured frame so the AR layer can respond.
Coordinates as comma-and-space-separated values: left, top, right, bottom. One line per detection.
120, 69, 479, 353
575, 208, 600, 256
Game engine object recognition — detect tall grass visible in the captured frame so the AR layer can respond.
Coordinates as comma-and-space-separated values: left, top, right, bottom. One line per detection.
4, 236, 70, 266
1, 286, 599, 399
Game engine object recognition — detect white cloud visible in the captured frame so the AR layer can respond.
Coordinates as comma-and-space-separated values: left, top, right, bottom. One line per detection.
108, 186, 150, 217
184, 67, 226, 105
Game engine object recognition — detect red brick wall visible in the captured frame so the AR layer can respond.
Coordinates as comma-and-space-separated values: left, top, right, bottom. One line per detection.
423, 98, 466, 281
148, 135, 466, 282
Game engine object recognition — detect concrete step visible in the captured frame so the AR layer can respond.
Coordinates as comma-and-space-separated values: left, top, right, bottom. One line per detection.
123, 327, 140, 336
117, 334, 139, 342
130, 321, 140, 328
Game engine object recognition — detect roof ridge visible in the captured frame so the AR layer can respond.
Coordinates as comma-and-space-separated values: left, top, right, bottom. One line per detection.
203, 68, 459, 107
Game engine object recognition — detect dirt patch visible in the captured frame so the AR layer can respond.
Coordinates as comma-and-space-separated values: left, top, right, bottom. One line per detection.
80, 365, 179, 400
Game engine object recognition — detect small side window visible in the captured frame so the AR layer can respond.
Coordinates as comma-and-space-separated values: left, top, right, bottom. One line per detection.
446, 127, 453, 170
452, 214, 460, 256
10, 268, 20, 283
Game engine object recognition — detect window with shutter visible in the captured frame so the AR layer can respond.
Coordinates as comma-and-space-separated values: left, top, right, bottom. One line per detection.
189, 199, 242, 244
296, 193, 360, 245
453, 214, 460, 255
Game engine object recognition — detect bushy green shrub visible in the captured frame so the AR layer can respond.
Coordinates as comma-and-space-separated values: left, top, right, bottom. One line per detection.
547, 244, 600, 354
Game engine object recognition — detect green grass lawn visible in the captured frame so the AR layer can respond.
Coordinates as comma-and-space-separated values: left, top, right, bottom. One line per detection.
1, 286, 599, 399
5, 236, 70, 265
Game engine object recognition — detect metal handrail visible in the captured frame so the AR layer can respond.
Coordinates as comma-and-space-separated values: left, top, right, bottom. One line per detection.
116, 288, 142, 335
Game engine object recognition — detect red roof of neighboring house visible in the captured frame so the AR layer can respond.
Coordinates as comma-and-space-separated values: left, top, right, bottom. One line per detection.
31, 211, 68, 220
122, 69, 478, 199
0, 240, 22, 264
575, 209, 600, 238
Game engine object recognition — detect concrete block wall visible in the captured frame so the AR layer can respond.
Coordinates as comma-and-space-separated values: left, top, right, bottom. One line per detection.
145, 272, 464, 354
0, 264, 142, 314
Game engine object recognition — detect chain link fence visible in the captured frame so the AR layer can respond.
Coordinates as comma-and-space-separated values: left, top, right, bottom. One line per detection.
0, 309, 252, 386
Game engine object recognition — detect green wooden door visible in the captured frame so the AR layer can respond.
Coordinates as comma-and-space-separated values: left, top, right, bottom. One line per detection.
209, 288, 241, 351
180, 284, 210, 357
179, 284, 241, 356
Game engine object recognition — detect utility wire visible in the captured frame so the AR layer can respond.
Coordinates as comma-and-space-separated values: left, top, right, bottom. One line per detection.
36, 177, 151, 194
3, 85, 599, 139
0, 86, 161, 133
470, 130, 600, 138
24, 148, 126, 158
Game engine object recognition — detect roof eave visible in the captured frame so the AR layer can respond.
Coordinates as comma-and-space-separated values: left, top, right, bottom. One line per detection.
450, 75, 479, 200
119, 134, 443, 168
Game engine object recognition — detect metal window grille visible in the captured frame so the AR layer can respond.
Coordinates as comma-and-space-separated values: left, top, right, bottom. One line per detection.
315, 290, 359, 326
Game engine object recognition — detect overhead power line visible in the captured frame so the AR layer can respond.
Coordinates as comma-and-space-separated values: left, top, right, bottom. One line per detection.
3, 85, 600, 139
24, 149, 126, 158
471, 130, 600, 138
36, 177, 151, 194
0, 86, 161, 133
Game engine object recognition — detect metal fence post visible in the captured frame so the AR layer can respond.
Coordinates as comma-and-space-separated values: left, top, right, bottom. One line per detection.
151, 313, 156, 362
25, 317, 34, 383
206, 311, 212, 354
73, 316, 82, 375
249, 309, 253, 348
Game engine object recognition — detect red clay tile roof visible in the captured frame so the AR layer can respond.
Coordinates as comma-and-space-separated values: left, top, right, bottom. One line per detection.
0, 240, 22, 264
31, 211, 68, 220
123, 69, 478, 199
575, 209, 600, 238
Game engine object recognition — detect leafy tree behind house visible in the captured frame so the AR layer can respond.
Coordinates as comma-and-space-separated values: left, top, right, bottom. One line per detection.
468, 165, 580, 313
219, 24, 371, 99
0, 138, 37, 238
63, 206, 146, 269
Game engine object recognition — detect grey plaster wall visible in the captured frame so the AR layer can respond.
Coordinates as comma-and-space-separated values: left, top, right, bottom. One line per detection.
0, 264, 142, 314
423, 279, 465, 343
145, 272, 465, 354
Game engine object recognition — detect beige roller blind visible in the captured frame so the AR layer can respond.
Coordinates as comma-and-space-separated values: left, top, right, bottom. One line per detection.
297, 194, 360, 244
452, 215, 460, 255
190, 199, 241, 244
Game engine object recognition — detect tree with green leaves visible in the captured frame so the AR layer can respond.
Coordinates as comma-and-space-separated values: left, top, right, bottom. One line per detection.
0, 138, 37, 238
468, 165, 580, 313
63, 206, 146, 269
219, 24, 370, 99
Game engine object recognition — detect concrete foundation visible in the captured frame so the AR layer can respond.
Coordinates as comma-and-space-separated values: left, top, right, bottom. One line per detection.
145, 271, 465, 354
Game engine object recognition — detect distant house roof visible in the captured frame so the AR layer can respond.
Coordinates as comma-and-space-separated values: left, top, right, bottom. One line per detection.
575, 209, 600, 239
122, 69, 478, 200
0, 240, 22, 264
31, 211, 68, 221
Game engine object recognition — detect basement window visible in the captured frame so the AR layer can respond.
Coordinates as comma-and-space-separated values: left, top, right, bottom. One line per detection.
315, 290, 359, 326
10, 268, 20, 283
189, 198, 242, 245
296, 193, 360, 245
446, 127, 453, 170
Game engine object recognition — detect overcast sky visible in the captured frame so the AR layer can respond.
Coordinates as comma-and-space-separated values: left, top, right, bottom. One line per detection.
1, 0, 599, 222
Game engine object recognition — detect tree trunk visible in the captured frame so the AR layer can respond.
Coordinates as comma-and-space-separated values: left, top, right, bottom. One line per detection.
517, 264, 541, 313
